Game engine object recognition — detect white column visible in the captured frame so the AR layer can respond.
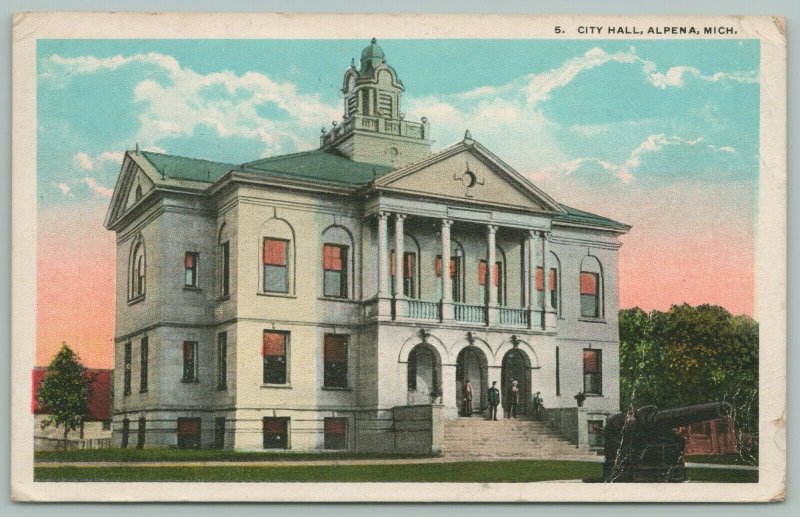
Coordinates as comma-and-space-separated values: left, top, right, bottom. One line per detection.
393, 214, 406, 299
441, 219, 452, 303
526, 230, 537, 328
377, 211, 389, 297
487, 225, 498, 326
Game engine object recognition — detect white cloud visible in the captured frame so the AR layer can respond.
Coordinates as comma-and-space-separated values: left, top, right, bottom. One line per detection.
83, 177, 114, 197
97, 151, 125, 164
645, 64, 758, 89
56, 182, 73, 197
44, 52, 340, 158
74, 152, 94, 170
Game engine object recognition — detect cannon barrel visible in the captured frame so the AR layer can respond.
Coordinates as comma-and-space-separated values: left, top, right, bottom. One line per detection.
650, 401, 731, 427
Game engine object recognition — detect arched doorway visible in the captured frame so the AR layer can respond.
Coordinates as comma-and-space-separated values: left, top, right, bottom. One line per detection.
501, 348, 531, 418
407, 344, 442, 405
455, 347, 488, 416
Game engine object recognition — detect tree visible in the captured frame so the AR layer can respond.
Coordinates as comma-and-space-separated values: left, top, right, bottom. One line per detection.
37, 343, 91, 450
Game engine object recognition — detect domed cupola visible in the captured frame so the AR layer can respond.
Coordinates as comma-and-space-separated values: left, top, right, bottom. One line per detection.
319, 39, 432, 167
359, 37, 386, 77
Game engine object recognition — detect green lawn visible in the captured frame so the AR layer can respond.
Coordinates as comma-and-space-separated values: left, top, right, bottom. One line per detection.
35, 448, 433, 463
34, 460, 757, 483
685, 453, 758, 466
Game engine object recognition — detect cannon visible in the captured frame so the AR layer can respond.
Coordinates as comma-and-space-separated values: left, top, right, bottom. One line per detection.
602, 402, 732, 482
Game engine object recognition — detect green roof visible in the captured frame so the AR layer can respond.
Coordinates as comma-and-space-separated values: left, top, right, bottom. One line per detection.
242, 149, 393, 186
141, 151, 237, 183
555, 204, 629, 231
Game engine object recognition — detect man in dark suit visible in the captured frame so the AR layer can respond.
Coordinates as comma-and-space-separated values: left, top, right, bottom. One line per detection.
487, 381, 500, 421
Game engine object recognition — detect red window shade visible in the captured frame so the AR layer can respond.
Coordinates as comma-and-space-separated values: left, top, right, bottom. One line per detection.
493, 263, 500, 287
583, 350, 600, 373
263, 239, 287, 266
262, 332, 286, 357
478, 261, 487, 285
325, 418, 346, 435
435, 256, 442, 277
390, 251, 395, 276
324, 335, 347, 362
184, 253, 195, 268
449, 258, 457, 279
263, 418, 286, 434
580, 272, 598, 295
323, 245, 343, 271
183, 342, 194, 360
549, 268, 557, 290
178, 419, 199, 435
536, 267, 544, 291
405, 254, 415, 277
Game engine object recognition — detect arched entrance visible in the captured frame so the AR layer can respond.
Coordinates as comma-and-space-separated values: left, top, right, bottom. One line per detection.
501, 348, 531, 418
407, 344, 442, 405
455, 347, 488, 416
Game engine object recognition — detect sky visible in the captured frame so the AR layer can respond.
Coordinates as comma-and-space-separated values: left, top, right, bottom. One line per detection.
36, 39, 760, 367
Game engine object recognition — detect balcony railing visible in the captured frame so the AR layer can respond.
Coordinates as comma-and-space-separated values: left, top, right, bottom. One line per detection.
498, 307, 529, 327
454, 303, 486, 324
406, 299, 441, 321
320, 115, 427, 146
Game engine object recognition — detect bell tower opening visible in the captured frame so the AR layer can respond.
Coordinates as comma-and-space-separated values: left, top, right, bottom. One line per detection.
319, 38, 432, 167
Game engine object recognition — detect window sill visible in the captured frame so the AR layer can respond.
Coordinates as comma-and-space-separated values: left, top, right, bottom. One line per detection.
257, 292, 296, 299
127, 295, 145, 306
585, 393, 603, 398
183, 286, 201, 292
578, 317, 607, 324
318, 297, 358, 304
261, 384, 292, 389
321, 386, 352, 391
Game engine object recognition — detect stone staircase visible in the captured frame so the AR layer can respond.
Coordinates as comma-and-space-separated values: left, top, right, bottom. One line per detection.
441, 416, 601, 460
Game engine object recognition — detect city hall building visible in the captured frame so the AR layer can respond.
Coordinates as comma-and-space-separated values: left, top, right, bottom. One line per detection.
105, 40, 629, 452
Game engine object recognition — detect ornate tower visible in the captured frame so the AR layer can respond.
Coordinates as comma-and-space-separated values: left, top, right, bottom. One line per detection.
320, 38, 432, 167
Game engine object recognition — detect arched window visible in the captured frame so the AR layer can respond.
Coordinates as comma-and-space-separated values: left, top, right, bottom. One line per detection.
129, 238, 145, 301
321, 225, 354, 299
390, 233, 420, 299
407, 344, 441, 404
537, 251, 561, 313
260, 218, 295, 295
580, 255, 604, 319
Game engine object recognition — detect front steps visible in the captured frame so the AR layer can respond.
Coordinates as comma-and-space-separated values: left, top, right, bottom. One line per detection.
442, 416, 600, 460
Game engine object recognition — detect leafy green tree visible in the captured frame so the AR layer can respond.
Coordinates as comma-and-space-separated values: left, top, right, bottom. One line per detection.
619, 304, 758, 443
37, 343, 91, 449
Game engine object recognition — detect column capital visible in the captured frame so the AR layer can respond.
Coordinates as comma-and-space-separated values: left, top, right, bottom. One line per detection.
528, 229, 538, 239
539, 230, 551, 239
395, 213, 407, 221
487, 224, 499, 234
441, 218, 453, 228
377, 210, 390, 220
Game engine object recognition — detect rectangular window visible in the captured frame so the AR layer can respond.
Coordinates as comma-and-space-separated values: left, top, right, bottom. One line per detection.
263, 417, 289, 449
214, 417, 226, 449
536, 267, 545, 307
390, 251, 416, 298
555, 346, 560, 396
136, 417, 146, 449
324, 418, 347, 450
262, 331, 288, 385
217, 332, 227, 390
478, 260, 502, 302
263, 238, 289, 293
177, 417, 201, 449
323, 334, 348, 388
139, 337, 148, 393
435, 255, 461, 302
182, 341, 198, 383
184, 252, 198, 287
580, 272, 600, 318
121, 418, 130, 448
588, 420, 604, 447
220, 241, 230, 297
583, 349, 602, 395
123, 342, 132, 396
323, 244, 348, 298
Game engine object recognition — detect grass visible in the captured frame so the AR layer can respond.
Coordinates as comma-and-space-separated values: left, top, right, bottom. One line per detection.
35, 448, 433, 463
685, 453, 758, 466
33, 460, 757, 483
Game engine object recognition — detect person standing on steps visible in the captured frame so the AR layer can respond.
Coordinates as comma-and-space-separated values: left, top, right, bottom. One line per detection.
487, 381, 500, 421
461, 379, 473, 416
506, 380, 520, 419
532, 391, 544, 420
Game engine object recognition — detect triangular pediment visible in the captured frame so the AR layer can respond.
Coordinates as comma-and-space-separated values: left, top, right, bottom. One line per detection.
374, 140, 563, 213
104, 152, 159, 230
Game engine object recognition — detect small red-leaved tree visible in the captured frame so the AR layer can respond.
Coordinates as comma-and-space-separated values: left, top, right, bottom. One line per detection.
37, 343, 91, 449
